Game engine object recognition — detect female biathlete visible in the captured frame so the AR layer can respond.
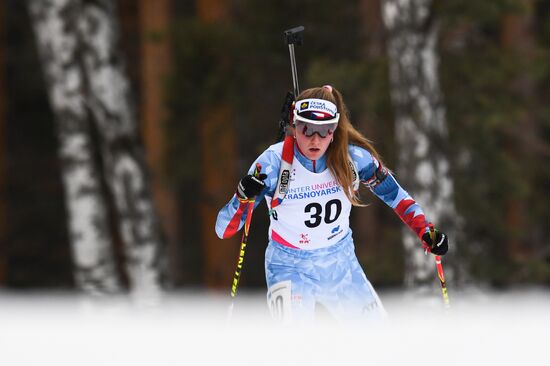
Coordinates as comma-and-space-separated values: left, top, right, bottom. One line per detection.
215, 85, 448, 324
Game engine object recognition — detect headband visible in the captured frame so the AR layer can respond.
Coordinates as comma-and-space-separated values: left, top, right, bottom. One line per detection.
293, 98, 339, 125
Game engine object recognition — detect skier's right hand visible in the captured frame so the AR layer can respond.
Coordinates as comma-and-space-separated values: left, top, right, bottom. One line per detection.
236, 173, 267, 201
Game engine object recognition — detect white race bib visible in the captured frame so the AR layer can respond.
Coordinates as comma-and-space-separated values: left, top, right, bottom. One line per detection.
267, 158, 351, 250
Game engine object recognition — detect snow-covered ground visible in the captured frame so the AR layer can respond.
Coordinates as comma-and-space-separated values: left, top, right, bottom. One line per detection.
0, 287, 548, 365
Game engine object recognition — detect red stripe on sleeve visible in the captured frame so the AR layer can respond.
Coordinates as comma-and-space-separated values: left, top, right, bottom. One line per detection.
394, 199, 428, 239
222, 200, 248, 239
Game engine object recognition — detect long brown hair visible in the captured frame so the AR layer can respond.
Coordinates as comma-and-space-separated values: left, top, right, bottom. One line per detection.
296, 86, 383, 206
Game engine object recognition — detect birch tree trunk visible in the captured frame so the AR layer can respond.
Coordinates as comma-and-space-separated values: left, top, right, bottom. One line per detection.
382, 0, 459, 289
77, 0, 166, 299
27, 0, 121, 295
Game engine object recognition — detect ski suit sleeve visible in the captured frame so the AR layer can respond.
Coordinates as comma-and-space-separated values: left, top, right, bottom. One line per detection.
215, 147, 280, 239
349, 145, 431, 240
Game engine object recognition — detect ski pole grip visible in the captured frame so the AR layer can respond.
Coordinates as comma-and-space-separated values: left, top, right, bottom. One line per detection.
253, 163, 262, 178
428, 223, 436, 243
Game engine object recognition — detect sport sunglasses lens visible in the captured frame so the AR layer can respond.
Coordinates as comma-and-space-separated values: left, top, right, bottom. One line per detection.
300, 122, 337, 138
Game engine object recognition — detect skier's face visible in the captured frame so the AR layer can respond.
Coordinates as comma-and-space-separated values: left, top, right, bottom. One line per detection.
294, 124, 333, 160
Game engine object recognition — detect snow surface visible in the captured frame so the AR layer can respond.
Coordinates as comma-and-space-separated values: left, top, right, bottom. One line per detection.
0, 288, 548, 366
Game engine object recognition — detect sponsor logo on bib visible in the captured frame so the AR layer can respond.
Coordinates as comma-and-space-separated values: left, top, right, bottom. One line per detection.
327, 227, 343, 241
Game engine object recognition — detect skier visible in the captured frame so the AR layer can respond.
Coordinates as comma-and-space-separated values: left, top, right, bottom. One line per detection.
215, 85, 449, 324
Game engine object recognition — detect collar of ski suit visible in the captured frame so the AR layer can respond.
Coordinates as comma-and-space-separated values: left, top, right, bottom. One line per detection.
270, 136, 357, 212
294, 142, 327, 173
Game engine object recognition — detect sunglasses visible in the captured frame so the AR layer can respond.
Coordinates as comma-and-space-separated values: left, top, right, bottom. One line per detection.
295, 121, 337, 138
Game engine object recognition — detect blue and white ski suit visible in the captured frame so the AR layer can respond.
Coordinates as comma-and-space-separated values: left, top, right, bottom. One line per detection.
216, 141, 431, 324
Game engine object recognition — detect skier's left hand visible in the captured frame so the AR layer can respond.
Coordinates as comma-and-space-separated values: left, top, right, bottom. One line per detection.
422, 228, 448, 255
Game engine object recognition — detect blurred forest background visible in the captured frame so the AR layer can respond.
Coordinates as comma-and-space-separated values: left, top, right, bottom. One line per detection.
0, 0, 549, 298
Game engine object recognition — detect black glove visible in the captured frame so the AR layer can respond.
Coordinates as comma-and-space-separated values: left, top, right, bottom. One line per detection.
422, 229, 449, 256
237, 173, 267, 200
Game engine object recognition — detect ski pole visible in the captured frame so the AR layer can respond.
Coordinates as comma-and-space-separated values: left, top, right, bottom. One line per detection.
228, 163, 262, 308
284, 26, 304, 98
429, 225, 450, 309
